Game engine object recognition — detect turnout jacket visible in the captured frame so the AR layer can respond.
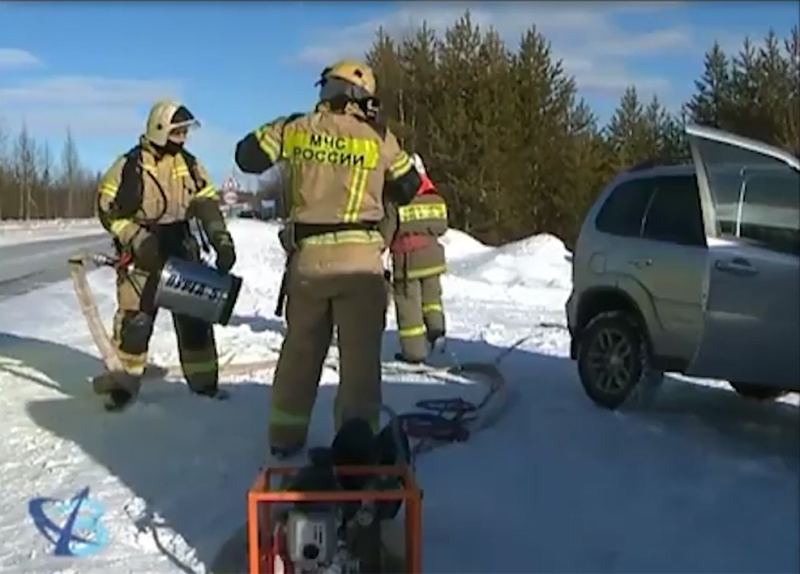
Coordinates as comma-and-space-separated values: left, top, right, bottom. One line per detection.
380, 172, 448, 281
235, 103, 421, 276
97, 137, 226, 250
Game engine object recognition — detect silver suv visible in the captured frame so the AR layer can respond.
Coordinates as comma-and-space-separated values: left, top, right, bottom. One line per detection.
566, 125, 800, 409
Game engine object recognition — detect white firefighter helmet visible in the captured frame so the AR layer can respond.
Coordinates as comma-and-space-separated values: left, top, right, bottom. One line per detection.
411, 153, 426, 175
144, 100, 200, 147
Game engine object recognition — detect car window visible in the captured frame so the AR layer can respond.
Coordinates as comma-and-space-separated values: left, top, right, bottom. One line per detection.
595, 179, 655, 237
641, 175, 706, 247
691, 136, 799, 255
738, 172, 800, 255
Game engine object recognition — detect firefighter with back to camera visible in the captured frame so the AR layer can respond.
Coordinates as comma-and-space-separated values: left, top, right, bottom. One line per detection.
379, 153, 448, 363
234, 60, 421, 459
94, 100, 237, 411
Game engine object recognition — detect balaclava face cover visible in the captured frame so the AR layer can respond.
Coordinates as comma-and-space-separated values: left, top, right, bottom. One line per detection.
161, 140, 184, 155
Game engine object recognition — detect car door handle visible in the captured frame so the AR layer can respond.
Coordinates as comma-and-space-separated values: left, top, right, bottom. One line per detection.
628, 259, 652, 268
714, 257, 758, 277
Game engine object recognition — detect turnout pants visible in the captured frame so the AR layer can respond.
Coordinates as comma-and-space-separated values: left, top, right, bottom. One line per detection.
393, 274, 445, 361
112, 267, 219, 392
269, 272, 387, 451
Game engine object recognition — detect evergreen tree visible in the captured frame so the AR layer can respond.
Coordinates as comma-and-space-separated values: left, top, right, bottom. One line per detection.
362, 12, 797, 246
685, 42, 733, 128
606, 86, 658, 170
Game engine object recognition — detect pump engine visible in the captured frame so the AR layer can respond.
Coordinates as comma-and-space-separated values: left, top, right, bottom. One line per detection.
262, 418, 414, 574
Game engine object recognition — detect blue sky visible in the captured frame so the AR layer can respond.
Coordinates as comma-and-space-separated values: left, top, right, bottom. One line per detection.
0, 1, 797, 188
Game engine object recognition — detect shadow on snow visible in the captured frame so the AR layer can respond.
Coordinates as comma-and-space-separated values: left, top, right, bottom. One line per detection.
1, 329, 797, 573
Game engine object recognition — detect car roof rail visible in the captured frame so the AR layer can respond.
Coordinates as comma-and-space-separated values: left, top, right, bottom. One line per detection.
626, 157, 688, 172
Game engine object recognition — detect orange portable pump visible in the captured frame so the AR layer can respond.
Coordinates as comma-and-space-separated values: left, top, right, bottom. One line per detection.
246, 418, 423, 574
247, 464, 422, 574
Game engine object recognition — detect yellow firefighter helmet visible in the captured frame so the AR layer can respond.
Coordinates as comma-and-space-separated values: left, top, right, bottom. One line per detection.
317, 59, 377, 101
144, 100, 200, 147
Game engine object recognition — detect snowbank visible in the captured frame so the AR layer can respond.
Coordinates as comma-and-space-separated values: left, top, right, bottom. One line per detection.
442, 231, 573, 310
448, 232, 572, 290
220, 221, 573, 310
0, 218, 103, 246
439, 229, 494, 260
0, 217, 100, 231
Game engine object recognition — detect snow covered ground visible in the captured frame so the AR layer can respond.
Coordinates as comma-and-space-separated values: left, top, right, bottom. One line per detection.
0, 218, 103, 247
0, 219, 797, 574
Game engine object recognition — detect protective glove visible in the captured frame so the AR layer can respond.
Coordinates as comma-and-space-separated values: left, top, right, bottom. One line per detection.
211, 230, 236, 273
130, 231, 163, 273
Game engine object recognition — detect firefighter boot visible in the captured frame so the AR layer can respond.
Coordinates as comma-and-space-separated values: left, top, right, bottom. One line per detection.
427, 328, 446, 354
92, 370, 142, 412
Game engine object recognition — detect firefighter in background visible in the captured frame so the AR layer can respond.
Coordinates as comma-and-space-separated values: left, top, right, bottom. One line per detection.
234, 60, 421, 458
380, 153, 448, 363
95, 100, 237, 411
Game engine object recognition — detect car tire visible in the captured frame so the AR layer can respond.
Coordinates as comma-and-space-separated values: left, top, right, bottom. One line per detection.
577, 311, 646, 410
728, 382, 787, 401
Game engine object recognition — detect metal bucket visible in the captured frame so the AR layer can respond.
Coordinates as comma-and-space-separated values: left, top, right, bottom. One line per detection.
154, 257, 242, 326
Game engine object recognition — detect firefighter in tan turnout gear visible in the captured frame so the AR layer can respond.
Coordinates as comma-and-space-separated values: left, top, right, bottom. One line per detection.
380, 154, 448, 363
235, 60, 421, 458
95, 100, 237, 411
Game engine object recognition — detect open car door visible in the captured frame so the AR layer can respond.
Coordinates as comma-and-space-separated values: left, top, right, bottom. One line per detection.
685, 124, 800, 391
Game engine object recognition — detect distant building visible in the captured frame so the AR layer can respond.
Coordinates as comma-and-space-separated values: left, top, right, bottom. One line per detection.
218, 176, 243, 217
256, 162, 287, 219
216, 171, 283, 220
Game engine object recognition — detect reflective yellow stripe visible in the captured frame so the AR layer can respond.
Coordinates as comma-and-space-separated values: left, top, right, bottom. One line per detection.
99, 182, 118, 197
387, 151, 412, 180
255, 125, 281, 161
115, 350, 146, 376
289, 163, 302, 220
109, 218, 135, 237
406, 264, 447, 280
181, 360, 217, 375
173, 167, 190, 178
299, 229, 383, 247
270, 406, 310, 426
195, 184, 218, 199
343, 139, 374, 223
282, 131, 380, 223
399, 325, 425, 338
422, 302, 443, 314
398, 203, 447, 223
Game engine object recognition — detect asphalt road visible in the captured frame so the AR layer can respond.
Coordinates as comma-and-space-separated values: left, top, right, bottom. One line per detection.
0, 233, 111, 301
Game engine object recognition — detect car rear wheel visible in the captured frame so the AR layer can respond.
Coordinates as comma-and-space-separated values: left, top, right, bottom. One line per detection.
578, 311, 645, 409
729, 382, 787, 401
